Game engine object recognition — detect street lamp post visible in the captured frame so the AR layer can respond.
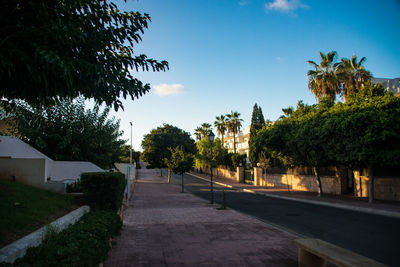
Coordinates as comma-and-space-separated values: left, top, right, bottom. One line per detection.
208, 130, 215, 204
130, 122, 133, 165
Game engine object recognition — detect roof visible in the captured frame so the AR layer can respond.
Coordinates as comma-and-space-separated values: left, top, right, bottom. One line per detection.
0, 136, 51, 160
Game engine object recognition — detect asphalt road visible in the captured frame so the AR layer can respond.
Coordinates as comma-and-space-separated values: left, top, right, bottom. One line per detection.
161, 169, 400, 266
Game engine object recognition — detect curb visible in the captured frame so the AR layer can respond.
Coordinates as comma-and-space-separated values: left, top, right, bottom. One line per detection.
186, 172, 400, 220
0, 205, 90, 263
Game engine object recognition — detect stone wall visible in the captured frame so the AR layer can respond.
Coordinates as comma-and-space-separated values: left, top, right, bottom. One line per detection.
354, 170, 400, 201
194, 167, 244, 183
254, 167, 346, 195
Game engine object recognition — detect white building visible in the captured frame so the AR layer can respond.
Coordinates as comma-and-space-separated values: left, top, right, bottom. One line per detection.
223, 126, 250, 156
0, 136, 103, 192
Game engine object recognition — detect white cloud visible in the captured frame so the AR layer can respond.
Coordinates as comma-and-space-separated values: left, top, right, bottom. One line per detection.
239, 0, 250, 6
265, 0, 308, 13
153, 83, 185, 96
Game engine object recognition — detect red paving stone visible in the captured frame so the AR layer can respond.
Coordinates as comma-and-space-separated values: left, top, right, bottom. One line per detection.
105, 168, 298, 267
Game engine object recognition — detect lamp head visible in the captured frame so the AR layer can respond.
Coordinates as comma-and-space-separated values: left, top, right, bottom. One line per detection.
208, 130, 215, 143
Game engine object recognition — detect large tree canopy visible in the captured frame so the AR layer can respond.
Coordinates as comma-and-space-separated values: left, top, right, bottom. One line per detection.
0, 0, 168, 110
7, 99, 125, 169
255, 83, 400, 201
141, 124, 196, 169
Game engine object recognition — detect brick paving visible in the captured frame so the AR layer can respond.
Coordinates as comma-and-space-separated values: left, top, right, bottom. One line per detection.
189, 171, 400, 214
105, 168, 298, 267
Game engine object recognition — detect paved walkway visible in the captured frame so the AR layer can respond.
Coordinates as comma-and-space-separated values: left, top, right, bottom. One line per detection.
188, 171, 400, 218
105, 168, 298, 266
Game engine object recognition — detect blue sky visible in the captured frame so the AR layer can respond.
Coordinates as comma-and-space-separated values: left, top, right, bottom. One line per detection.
107, 0, 400, 151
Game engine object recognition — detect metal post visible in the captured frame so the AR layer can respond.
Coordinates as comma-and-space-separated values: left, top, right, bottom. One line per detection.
130, 122, 133, 165
210, 142, 214, 204
126, 166, 131, 207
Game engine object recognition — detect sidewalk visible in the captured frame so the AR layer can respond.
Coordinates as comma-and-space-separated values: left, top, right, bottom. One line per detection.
188, 171, 400, 219
105, 168, 298, 266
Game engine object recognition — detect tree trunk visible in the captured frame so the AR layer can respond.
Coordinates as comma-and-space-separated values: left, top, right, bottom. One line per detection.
168, 169, 171, 183
367, 165, 374, 203
233, 132, 236, 153
313, 166, 323, 197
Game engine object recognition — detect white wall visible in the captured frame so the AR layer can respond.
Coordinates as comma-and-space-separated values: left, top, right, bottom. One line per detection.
0, 136, 104, 184
48, 161, 103, 182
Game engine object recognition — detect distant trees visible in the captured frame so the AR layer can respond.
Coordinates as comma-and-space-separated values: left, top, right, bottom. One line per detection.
8, 98, 125, 169
1, 0, 168, 110
193, 123, 212, 141
214, 115, 228, 144
307, 51, 372, 103
141, 124, 196, 173
164, 146, 194, 189
200, 123, 212, 139
249, 103, 265, 166
195, 138, 229, 169
226, 111, 243, 153
119, 145, 141, 167
194, 110, 245, 170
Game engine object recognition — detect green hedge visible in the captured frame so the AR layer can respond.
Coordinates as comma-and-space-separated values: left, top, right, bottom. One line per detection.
81, 172, 126, 210
15, 210, 122, 267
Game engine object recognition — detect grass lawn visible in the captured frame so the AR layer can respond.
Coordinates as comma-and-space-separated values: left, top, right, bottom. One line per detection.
0, 180, 81, 248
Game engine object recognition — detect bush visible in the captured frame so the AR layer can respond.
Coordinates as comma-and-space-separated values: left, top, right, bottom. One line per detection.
81, 172, 126, 210
16, 210, 122, 267
231, 153, 247, 168
66, 179, 82, 193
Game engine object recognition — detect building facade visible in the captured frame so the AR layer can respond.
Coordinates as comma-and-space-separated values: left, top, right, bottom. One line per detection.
222, 126, 250, 156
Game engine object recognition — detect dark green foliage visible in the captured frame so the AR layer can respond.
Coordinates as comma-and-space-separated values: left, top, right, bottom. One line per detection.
118, 145, 141, 168
66, 179, 82, 193
255, 85, 400, 199
81, 172, 126, 210
0, 0, 168, 111
141, 124, 196, 169
231, 153, 247, 168
16, 210, 122, 267
9, 98, 125, 169
164, 146, 194, 175
249, 103, 266, 166
195, 138, 228, 168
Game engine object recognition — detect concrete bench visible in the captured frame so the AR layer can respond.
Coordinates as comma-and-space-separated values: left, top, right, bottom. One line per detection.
293, 238, 387, 267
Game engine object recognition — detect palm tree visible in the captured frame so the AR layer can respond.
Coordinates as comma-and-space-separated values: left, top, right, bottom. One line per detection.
214, 115, 228, 144
194, 127, 203, 141
226, 111, 243, 154
307, 51, 341, 102
336, 54, 372, 101
200, 123, 212, 139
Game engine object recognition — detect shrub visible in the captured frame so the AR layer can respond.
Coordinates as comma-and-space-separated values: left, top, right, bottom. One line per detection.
16, 210, 122, 267
81, 172, 126, 210
231, 153, 247, 168
66, 179, 82, 193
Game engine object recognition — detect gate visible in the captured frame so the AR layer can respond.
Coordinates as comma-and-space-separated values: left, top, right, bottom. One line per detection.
244, 169, 254, 185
